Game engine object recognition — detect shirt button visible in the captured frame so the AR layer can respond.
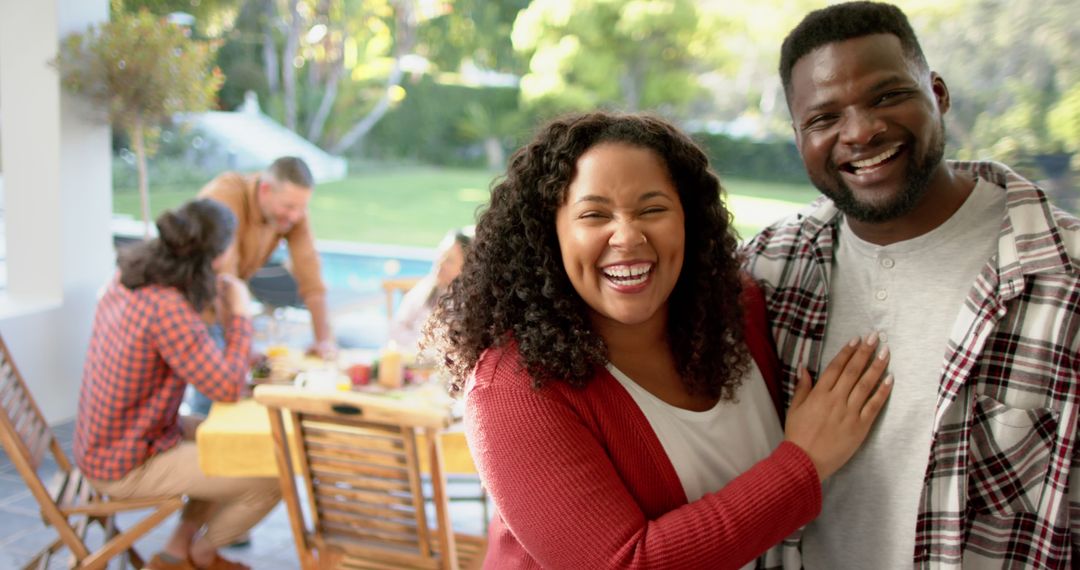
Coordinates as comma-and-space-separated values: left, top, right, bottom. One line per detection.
875, 289, 888, 301
880, 257, 895, 269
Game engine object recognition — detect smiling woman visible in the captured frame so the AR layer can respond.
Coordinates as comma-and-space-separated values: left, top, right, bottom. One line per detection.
555, 143, 686, 335
424, 111, 893, 569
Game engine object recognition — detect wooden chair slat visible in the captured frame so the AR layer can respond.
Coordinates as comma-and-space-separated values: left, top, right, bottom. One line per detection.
12, 407, 49, 468
303, 419, 404, 439
58, 468, 86, 510
313, 497, 416, 523
338, 542, 440, 570
308, 468, 412, 492
307, 444, 408, 467
313, 482, 415, 507
305, 430, 407, 453
26, 419, 52, 468
382, 277, 423, 322
341, 555, 441, 570
400, 427, 434, 559
320, 510, 420, 536
10, 392, 36, 437
0, 362, 17, 397
310, 459, 410, 481
255, 384, 487, 570
323, 521, 422, 549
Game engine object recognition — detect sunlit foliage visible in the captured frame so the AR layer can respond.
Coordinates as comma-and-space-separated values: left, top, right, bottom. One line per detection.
56, 9, 223, 234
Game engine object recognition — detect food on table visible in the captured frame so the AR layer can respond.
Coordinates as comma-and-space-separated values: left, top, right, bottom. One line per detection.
250, 355, 272, 380
265, 345, 290, 359
346, 364, 371, 386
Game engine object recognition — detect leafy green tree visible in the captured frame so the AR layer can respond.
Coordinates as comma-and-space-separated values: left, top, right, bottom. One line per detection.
330, 0, 419, 154
306, 0, 397, 146
511, 0, 715, 114
418, 0, 531, 75
240, 0, 403, 150
326, 0, 527, 153
110, 0, 244, 35
212, 0, 273, 111
456, 101, 526, 169
56, 10, 223, 236
918, 0, 1080, 161
1049, 84, 1080, 156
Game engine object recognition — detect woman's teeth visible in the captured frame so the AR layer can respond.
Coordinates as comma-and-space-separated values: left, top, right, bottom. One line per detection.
602, 264, 652, 286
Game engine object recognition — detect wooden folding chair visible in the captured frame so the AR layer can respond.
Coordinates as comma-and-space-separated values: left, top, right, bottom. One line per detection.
381, 277, 422, 321
254, 385, 486, 570
0, 334, 185, 569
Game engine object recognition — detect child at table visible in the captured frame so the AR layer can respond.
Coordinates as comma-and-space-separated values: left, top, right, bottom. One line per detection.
388, 227, 472, 355
74, 199, 280, 570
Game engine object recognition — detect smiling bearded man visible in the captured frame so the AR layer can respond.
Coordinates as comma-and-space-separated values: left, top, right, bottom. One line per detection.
742, 2, 1080, 569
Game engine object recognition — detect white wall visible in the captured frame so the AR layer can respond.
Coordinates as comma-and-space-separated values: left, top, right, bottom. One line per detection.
0, 0, 112, 423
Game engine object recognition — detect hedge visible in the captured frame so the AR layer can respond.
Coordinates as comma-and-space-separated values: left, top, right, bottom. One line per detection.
691, 132, 809, 185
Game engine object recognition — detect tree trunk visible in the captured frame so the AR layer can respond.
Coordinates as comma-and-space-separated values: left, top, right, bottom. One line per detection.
262, 0, 280, 94
283, 0, 303, 131
483, 136, 505, 171
307, 56, 344, 144
331, 0, 416, 155
330, 64, 403, 154
132, 115, 152, 239
621, 57, 644, 111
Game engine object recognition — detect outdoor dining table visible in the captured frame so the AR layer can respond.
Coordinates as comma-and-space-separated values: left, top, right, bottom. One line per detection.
195, 349, 477, 478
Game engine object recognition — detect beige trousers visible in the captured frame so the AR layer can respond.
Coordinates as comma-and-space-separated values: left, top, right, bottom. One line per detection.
90, 439, 282, 547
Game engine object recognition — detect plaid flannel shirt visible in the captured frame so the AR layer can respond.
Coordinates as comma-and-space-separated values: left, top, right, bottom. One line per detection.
742, 161, 1080, 569
74, 277, 253, 481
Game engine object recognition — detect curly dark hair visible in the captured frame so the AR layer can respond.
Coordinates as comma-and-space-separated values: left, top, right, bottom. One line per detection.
118, 199, 236, 311
426, 112, 748, 400
779, 2, 928, 101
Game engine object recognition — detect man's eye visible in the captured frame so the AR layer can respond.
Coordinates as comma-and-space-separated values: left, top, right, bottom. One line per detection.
875, 91, 908, 105
804, 115, 836, 130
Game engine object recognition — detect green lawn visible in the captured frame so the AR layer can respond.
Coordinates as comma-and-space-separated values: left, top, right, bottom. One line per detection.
114, 166, 819, 247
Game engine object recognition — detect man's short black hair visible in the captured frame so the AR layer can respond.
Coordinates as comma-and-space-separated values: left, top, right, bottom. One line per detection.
267, 156, 314, 189
779, 1, 928, 100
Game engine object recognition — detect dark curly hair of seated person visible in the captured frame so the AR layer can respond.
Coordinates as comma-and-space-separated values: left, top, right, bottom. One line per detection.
425, 112, 749, 400
118, 198, 237, 312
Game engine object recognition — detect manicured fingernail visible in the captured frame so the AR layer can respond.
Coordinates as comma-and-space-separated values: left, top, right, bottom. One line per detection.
884, 373, 894, 385
848, 336, 860, 347
865, 331, 879, 346
877, 345, 889, 360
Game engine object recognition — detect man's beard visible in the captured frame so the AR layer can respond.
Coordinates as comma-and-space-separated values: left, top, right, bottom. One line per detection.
812, 120, 946, 224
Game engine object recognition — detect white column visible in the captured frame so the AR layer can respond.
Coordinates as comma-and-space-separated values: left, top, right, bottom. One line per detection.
1, 0, 63, 301
0, 0, 112, 422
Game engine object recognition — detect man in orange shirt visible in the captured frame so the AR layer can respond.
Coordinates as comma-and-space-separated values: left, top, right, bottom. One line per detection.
198, 156, 336, 359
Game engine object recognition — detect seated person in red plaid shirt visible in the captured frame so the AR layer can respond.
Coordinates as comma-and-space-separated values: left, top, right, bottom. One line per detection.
74, 199, 280, 570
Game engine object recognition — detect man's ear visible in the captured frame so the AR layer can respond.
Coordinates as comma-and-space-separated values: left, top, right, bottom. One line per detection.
930, 72, 950, 115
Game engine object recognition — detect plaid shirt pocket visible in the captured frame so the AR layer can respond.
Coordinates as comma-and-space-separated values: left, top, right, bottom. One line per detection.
968, 394, 1059, 516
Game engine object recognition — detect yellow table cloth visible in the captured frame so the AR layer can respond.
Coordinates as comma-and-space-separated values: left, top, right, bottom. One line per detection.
196, 398, 476, 477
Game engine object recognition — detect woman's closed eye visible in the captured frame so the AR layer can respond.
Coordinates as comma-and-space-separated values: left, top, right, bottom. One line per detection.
578, 210, 610, 220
